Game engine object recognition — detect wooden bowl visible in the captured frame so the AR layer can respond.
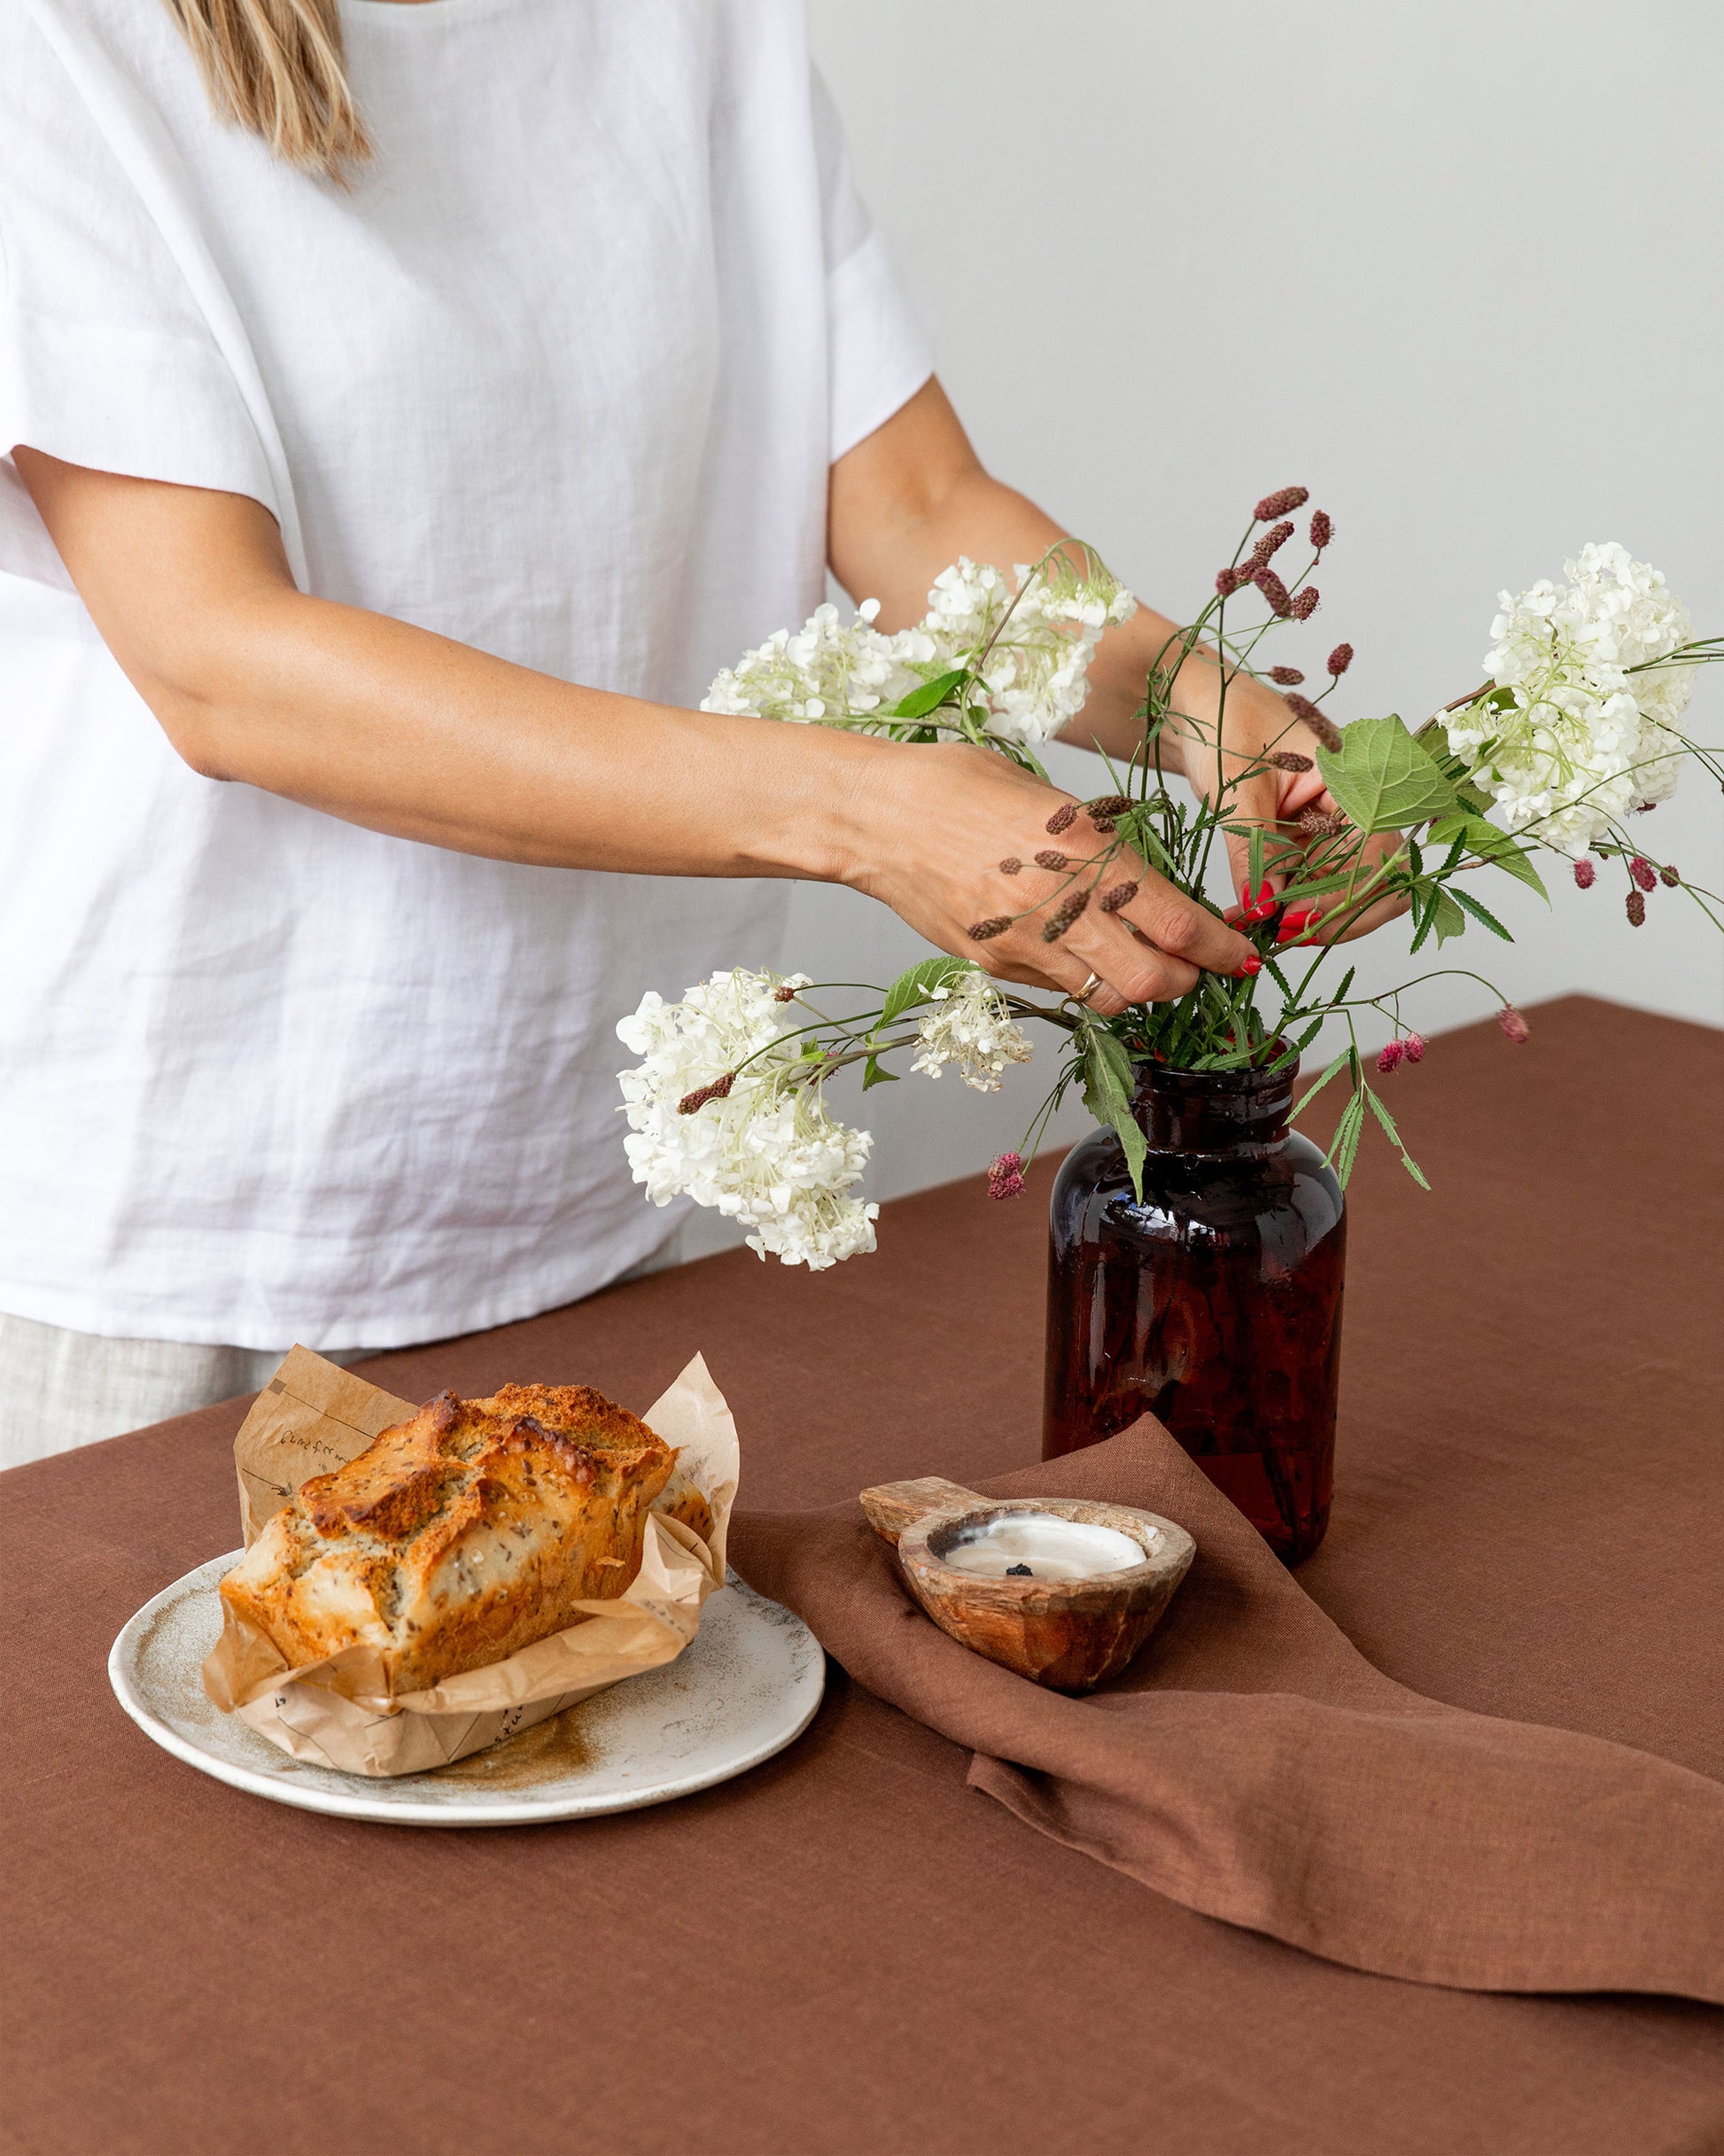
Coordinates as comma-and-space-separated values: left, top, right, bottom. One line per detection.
858, 1476, 1195, 1693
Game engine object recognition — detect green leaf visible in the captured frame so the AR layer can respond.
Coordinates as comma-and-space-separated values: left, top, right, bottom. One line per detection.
1080, 1022, 1136, 1116
1407, 881, 1441, 955
1114, 806, 1176, 876
1078, 1020, 1146, 1201
1427, 812, 1549, 901
879, 953, 971, 1029
1448, 886, 1513, 941
1247, 822, 1265, 891
1270, 1016, 1326, 1075
1111, 1107, 1148, 1201
1432, 890, 1467, 945
1328, 1092, 1366, 1186
1364, 1086, 1431, 1190
1293, 1049, 1350, 1117
1274, 871, 1358, 904
1314, 716, 1460, 836
889, 668, 969, 720
860, 1055, 899, 1091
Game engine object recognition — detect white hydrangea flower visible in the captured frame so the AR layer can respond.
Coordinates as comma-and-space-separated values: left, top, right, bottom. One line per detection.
700, 599, 924, 727
702, 552, 1135, 750
909, 969, 1033, 1092
1441, 543, 1693, 856
617, 969, 877, 1270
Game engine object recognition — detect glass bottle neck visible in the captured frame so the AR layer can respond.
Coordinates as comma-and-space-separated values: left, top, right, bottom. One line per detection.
1130, 1060, 1295, 1155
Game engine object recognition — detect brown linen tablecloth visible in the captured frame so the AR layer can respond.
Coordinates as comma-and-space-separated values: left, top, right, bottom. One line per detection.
733, 1422, 1724, 2001
4, 996, 1722, 2156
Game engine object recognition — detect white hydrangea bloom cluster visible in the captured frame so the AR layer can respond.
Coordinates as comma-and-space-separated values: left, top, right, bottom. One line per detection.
910, 970, 1034, 1092
928, 556, 1138, 747
617, 970, 877, 1270
1441, 543, 1693, 857
701, 554, 1135, 750
701, 599, 932, 726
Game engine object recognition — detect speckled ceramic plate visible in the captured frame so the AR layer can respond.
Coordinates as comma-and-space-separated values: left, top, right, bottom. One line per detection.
108, 1553, 825, 1827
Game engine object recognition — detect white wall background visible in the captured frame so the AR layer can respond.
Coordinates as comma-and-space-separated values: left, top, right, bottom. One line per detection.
683, 0, 1723, 1257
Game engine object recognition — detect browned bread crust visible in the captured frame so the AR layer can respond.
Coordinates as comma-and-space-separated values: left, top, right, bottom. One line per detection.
220, 1383, 676, 1694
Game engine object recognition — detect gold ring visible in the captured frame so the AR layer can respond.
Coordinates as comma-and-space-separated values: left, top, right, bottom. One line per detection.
1075, 971, 1103, 1004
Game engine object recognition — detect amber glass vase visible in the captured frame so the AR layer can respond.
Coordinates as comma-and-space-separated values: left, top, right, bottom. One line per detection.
1043, 1056, 1345, 1561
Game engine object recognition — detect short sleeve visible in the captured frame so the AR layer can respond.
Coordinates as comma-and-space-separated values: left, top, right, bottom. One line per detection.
810, 66, 933, 465
0, 6, 279, 588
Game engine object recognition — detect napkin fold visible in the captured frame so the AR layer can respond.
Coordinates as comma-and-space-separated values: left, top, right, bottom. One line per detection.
730, 1419, 1724, 2002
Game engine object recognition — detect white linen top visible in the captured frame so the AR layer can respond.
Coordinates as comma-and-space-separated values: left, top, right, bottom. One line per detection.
0, 0, 930, 1349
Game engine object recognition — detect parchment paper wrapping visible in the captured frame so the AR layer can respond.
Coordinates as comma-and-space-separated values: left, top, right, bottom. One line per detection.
201, 1347, 739, 1778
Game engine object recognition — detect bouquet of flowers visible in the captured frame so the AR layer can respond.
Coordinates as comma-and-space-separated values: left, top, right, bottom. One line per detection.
619, 494, 1720, 1266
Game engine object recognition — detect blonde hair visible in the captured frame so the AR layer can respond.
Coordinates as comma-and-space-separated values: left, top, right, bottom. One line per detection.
163, 0, 370, 179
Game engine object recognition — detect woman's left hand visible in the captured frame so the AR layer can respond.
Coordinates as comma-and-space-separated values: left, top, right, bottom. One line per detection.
1169, 665, 1411, 944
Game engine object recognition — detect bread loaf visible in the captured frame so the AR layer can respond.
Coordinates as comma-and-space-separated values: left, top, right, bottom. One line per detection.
220, 1382, 679, 1694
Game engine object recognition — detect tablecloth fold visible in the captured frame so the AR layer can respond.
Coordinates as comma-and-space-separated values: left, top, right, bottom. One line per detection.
730, 1417, 1724, 2002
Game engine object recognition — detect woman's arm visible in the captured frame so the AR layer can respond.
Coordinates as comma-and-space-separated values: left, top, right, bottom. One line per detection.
15, 442, 1253, 1017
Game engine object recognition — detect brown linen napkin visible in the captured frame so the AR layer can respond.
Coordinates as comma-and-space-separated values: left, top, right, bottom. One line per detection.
729, 1417, 1724, 2002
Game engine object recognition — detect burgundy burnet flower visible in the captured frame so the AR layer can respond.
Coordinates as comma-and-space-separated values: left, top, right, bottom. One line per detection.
1403, 1032, 1426, 1064
1288, 698, 1344, 754
1498, 1007, 1531, 1045
1377, 1039, 1405, 1074
968, 916, 1012, 942
773, 984, 797, 1002
677, 1071, 735, 1116
1628, 856, 1658, 892
1041, 890, 1091, 942
1098, 881, 1139, 914
1573, 858, 1596, 889
1045, 801, 1079, 835
1309, 510, 1333, 551
1326, 642, 1354, 677
1627, 890, 1647, 927
998, 855, 1022, 876
1291, 587, 1321, 620
1660, 863, 1681, 887
1269, 750, 1314, 772
1215, 566, 1248, 597
1248, 521, 1295, 570
1254, 566, 1294, 618
987, 1151, 1027, 1202
1034, 849, 1068, 870
1269, 665, 1306, 686
1254, 486, 1309, 521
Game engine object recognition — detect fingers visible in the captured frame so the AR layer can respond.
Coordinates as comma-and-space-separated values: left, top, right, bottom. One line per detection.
1114, 877, 1254, 979
974, 909, 1205, 1015
1059, 912, 1203, 1014
1030, 938, 1136, 1016
1218, 767, 1287, 907
974, 946, 1094, 998
1274, 831, 1411, 947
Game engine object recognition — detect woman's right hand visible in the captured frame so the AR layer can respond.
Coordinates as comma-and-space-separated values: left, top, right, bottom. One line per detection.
835, 740, 1254, 1018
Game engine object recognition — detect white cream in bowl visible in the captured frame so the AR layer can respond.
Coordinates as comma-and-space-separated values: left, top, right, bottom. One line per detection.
940, 1514, 1152, 1582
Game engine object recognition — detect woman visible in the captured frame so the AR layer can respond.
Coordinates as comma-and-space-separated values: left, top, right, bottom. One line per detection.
0, 0, 1355, 1465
